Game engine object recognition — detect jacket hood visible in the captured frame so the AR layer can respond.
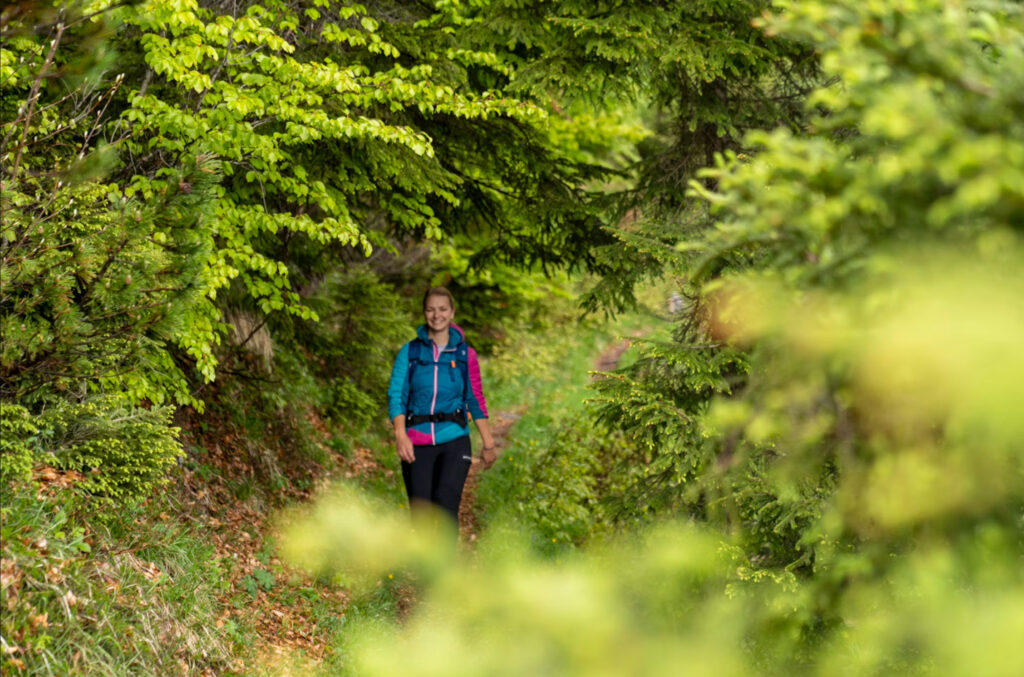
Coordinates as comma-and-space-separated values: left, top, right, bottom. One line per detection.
415, 323, 466, 346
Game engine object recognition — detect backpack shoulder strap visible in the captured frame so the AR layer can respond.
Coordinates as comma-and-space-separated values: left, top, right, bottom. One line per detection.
456, 343, 470, 396
405, 340, 420, 415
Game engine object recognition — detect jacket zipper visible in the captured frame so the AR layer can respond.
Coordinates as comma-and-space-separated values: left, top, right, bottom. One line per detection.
430, 343, 439, 444
427, 343, 458, 445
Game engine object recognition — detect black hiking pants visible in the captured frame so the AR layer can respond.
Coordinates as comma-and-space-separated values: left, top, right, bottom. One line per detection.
401, 435, 472, 525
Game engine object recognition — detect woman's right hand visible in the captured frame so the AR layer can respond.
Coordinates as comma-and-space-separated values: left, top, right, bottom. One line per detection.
395, 431, 415, 463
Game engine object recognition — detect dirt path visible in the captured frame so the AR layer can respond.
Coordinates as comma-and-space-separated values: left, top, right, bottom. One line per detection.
457, 407, 525, 543
593, 338, 633, 375
594, 328, 647, 377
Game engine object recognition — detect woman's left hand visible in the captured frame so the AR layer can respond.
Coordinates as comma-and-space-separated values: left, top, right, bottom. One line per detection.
475, 418, 497, 467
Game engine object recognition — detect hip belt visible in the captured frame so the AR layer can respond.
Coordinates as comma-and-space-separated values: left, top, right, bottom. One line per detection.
407, 409, 467, 427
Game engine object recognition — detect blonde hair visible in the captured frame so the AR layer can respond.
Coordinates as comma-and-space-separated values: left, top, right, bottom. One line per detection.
422, 286, 456, 311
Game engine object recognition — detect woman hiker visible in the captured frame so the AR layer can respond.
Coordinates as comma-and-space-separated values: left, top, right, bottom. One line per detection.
387, 286, 497, 526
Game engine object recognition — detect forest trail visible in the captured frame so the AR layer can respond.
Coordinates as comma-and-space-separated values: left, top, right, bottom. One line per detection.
592, 335, 639, 376
457, 407, 525, 542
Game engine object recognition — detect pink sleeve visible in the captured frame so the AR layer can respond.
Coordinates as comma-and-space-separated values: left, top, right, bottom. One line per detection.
467, 346, 489, 419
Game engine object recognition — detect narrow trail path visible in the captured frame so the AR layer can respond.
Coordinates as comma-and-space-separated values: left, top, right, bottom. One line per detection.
592, 336, 636, 375
457, 407, 525, 542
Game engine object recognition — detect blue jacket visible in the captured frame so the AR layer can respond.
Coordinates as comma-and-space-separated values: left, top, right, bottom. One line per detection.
388, 324, 489, 446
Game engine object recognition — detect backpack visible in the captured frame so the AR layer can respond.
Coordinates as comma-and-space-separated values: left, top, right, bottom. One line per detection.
406, 339, 470, 417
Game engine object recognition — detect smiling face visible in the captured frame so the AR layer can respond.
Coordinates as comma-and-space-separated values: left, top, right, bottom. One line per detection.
424, 293, 455, 335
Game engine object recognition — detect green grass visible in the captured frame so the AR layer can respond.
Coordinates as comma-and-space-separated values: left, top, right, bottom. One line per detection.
0, 484, 234, 676
0, 471, 374, 676
475, 306, 669, 553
